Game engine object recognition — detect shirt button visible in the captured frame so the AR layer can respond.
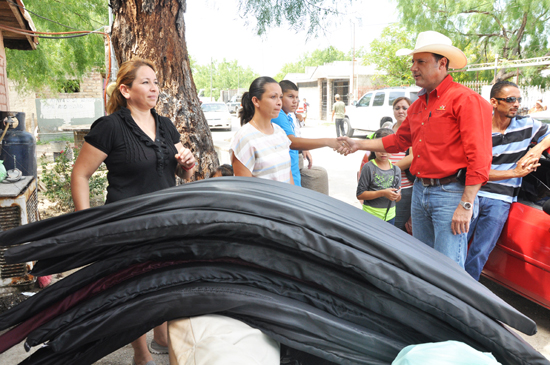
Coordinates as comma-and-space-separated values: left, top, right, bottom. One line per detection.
419, 139, 422, 142
417, 172, 420, 175
417, 155, 420, 158
421, 123, 424, 125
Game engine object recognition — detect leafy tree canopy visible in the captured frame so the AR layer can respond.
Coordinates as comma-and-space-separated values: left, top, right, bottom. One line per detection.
394, 0, 550, 83
191, 59, 259, 99
238, 0, 353, 37
274, 46, 350, 81
362, 25, 416, 87
6, 0, 108, 93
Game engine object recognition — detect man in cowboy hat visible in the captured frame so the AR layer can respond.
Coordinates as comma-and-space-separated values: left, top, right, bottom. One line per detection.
337, 31, 492, 269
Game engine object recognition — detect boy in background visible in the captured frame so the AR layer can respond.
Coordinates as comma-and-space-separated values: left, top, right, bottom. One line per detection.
271, 80, 340, 187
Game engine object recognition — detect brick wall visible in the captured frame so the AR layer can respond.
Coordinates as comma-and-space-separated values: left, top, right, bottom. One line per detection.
8, 80, 37, 133
56, 71, 104, 99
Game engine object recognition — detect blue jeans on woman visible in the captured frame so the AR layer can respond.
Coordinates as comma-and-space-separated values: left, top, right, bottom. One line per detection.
464, 196, 511, 280
411, 180, 470, 268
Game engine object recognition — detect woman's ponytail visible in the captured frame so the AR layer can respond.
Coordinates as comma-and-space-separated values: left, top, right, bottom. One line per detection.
239, 92, 255, 126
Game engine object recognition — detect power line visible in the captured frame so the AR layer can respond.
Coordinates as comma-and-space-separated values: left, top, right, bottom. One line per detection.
7, 0, 104, 31
7, 0, 78, 30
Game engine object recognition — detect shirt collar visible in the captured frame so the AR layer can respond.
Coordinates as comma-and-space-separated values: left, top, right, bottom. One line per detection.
418, 74, 454, 99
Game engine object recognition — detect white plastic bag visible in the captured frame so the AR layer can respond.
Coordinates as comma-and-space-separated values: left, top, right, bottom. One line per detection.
392, 341, 501, 365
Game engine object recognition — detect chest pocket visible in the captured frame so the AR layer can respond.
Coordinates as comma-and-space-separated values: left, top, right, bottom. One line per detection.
425, 110, 455, 145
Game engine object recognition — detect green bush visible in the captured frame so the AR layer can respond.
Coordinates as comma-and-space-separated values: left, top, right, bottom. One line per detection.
40, 143, 107, 211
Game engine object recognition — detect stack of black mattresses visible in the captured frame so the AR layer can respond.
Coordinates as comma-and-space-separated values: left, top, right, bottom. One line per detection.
0, 177, 547, 364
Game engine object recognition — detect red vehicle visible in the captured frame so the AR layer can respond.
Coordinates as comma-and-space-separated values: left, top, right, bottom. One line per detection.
483, 140, 550, 309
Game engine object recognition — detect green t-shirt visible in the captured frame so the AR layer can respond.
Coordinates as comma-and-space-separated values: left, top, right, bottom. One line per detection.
357, 160, 401, 221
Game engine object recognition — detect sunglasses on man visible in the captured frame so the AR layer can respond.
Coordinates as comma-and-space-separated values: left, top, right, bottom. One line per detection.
494, 97, 522, 103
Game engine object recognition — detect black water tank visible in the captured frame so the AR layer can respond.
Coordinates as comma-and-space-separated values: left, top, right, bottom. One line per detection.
0, 112, 36, 178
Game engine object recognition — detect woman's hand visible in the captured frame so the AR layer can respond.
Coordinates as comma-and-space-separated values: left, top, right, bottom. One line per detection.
175, 147, 196, 170
175, 142, 196, 178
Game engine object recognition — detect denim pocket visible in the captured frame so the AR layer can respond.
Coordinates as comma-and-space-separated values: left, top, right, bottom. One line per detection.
441, 182, 464, 194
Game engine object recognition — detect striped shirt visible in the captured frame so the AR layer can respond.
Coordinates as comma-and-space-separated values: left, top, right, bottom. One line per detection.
230, 122, 292, 183
388, 152, 414, 189
479, 116, 550, 203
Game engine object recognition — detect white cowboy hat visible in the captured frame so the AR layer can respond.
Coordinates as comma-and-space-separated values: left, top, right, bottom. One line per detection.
396, 31, 467, 69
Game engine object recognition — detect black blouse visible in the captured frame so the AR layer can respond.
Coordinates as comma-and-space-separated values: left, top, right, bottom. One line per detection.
85, 107, 181, 204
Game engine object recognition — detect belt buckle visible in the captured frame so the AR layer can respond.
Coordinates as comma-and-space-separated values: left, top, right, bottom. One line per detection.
421, 178, 432, 187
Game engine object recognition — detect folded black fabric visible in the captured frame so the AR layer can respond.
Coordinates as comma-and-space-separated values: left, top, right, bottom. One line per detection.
23, 283, 406, 365
0, 178, 546, 365
3, 178, 536, 335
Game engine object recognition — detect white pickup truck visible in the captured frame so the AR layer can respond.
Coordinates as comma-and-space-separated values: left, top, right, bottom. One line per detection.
344, 86, 420, 136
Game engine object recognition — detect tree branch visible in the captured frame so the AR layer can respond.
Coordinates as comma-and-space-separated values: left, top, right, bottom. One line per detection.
513, 12, 528, 58
461, 9, 507, 38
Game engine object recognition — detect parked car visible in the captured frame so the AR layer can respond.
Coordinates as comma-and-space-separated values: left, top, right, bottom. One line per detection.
201, 102, 232, 131
227, 94, 242, 114
344, 87, 421, 137
483, 113, 550, 309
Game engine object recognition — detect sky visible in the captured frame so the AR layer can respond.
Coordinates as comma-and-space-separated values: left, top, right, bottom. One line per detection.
184, 0, 398, 76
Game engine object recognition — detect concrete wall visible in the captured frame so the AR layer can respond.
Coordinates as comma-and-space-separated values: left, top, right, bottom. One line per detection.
8, 71, 104, 136
0, 32, 10, 111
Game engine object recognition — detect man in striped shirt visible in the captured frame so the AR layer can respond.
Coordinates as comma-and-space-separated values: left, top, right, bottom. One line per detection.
465, 81, 550, 280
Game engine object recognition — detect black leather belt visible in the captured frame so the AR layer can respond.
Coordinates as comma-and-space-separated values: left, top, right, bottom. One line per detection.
418, 175, 458, 187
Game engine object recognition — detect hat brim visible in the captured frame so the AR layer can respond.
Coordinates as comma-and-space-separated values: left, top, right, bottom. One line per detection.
396, 45, 467, 69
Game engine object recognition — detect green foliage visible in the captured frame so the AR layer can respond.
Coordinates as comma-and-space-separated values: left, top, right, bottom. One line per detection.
363, 25, 416, 86
6, 0, 109, 93
40, 143, 107, 211
274, 46, 350, 80
238, 0, 352, 36
393, 0, 550, 82
191, 59, 259, 99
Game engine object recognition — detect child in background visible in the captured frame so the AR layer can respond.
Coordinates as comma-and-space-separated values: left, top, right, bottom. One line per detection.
212, 164, 234, 177
271, 80, 340, 187
357, 128, 401, 225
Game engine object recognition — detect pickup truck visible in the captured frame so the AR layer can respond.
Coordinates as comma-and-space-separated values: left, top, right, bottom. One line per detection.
344, 86, 420, 136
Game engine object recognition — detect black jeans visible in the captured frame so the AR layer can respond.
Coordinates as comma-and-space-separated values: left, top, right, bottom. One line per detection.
335, 118, 345, 137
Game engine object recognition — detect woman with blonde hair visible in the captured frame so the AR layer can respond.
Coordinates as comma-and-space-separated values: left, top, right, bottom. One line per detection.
71, 58, 196, 365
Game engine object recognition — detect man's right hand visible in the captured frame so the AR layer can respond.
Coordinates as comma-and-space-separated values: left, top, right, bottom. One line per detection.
336, 136, 358, 155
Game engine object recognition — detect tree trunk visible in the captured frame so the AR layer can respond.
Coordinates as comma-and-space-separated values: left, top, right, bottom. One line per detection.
109, 0, 218, 181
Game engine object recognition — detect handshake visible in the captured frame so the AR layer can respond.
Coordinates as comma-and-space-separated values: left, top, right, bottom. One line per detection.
333, 136, 357, 156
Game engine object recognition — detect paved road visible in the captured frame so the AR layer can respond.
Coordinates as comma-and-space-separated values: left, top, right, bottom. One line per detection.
1, 117, 549, 363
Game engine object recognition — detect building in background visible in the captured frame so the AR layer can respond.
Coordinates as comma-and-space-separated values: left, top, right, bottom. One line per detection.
284, 60, 384, 121
0, 0, 38, 112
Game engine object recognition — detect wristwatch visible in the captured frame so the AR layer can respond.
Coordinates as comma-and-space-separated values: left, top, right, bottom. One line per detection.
459, 201, 473, 210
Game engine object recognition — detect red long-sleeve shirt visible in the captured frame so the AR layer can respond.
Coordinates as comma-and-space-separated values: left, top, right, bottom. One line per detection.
382, 75, 492, 186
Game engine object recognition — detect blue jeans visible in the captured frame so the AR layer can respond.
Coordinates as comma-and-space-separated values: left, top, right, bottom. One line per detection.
465, 196, 511, 280
387, 217, 395, 226
394, 187, 412, 232
335, 118, 345, 137
411, 180, 468, 268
